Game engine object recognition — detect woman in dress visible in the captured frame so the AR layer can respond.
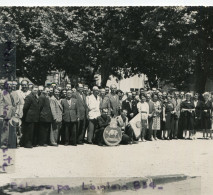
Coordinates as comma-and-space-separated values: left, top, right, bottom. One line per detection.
163, 95, 174, 140
202, 92, 212, 139
152, 94, 161, 140
180, 93, 195, 140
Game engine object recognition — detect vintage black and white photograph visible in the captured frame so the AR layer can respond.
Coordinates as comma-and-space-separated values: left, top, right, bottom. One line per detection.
0, 5, 213, 195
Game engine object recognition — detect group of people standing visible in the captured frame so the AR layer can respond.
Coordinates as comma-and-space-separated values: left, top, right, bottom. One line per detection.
0, 78, 212, 149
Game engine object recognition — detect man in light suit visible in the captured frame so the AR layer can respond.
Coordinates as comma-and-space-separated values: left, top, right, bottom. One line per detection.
75, 84, 88, 144
146, 93, 155, 141
0, 81, 16, 148
102, 84, 120, 117
61, 90, 80, 146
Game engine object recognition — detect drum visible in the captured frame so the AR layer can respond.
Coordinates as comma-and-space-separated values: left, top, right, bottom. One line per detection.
103, 122, 122, 146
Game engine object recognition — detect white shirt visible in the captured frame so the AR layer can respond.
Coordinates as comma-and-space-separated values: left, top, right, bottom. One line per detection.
87, 94, 101, 119
194, 100, 198, 108
137, 101, 149, 120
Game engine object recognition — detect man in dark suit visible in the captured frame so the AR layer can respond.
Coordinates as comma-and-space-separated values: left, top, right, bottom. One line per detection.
95, 108, 111, 146
22, 86, 40, 148
61, 90, 80, 146
146, 93, 155, 141
102, 84, 120, 117
38, 88, 54, 146
122, 92, 134, 121
76, 84, 88, 144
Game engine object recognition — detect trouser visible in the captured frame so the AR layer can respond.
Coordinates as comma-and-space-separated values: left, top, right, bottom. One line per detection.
23, 122, 36, 147
39, 122, 51, 145
94, 128, 104, 145
147, 117, 153, 139
87, 119, 97, 143
141, 120, 147, 139
50, 121, 61, 145
84, 118, 89, 140
32, 123, 39, 146
121, 126, 134, 144
64, 122, 77, 145
58, 121, 65, 144
77, 118, 86, 143
0, 119, 10, 147
171, 118, 179, 138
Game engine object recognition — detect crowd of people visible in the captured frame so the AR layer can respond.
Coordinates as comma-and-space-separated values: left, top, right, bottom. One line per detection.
0, 78, 213, 149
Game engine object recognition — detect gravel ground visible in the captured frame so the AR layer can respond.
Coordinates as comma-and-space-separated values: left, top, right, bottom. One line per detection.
0, 132, 212, 194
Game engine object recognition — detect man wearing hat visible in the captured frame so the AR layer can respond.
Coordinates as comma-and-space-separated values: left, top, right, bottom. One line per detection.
22, 85, 40, 148
75, 84, 88, 144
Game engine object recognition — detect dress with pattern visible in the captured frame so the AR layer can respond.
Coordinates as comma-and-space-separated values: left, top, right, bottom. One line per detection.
152, 101, 161, 130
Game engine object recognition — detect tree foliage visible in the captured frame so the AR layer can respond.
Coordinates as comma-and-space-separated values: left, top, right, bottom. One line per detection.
0, 7, 212, 92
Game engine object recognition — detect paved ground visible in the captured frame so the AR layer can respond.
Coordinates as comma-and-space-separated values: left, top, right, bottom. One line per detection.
0, 132, 212, 194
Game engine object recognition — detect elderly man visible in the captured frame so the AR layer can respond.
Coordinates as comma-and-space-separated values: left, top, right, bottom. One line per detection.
116, 109, 134, 145
86, 86, 101, 144
39, 87, 54, 146
22, 86, 40, 148
95, 108, 111, 146
102, 84, 120, 117
49, 88, 62, 146
171, 91, 182, 139
0, 81, 17, 148
75, 84, 88, 144
61, 90, 80, 146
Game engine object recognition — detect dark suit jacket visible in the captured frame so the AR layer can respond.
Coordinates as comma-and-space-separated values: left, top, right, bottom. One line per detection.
75, 92, 88, 120
132, 99, 138, 116
96, 115, 111, 131
122, 99, 133, 120
23, 93, 40, 123
61, 98, 80, 122
39, 94, 53, 123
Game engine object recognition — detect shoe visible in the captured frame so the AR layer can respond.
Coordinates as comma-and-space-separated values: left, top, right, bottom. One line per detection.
50, 143, 58, 146
71, 144, 77, 146
154, 137, 158, 141
132, 141, 139, 144
161, 137, 165, 140
1, 145, 8, 149
24, 146, 33, 148
167, 137, 170, 140
87, 141, 93, 145
77, 142, 84, 145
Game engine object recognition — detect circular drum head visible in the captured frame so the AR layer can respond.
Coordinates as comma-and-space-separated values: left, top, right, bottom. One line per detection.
103, 126, 122, 146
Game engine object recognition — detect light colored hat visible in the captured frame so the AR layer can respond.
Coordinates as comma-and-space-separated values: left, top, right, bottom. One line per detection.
185, 92, 192, 96
93, 86, 99, 91
203, 92, 210, 97
38, 86, 44, 90
9, 116, 22, 127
